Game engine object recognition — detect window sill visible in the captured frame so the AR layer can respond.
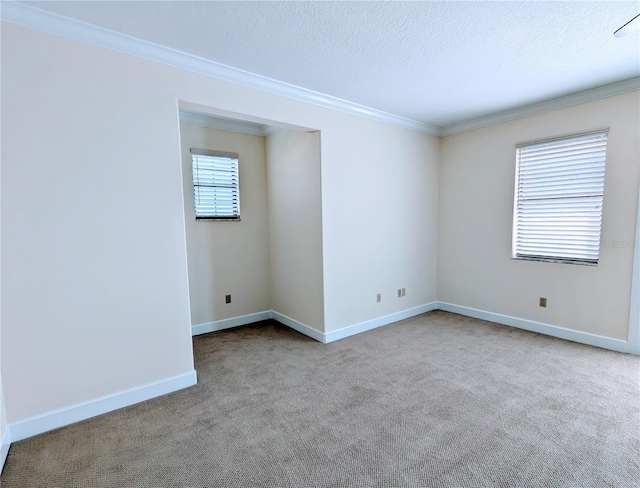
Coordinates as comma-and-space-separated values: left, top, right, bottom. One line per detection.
512, 256, 598, 266
195, 217, 241, 222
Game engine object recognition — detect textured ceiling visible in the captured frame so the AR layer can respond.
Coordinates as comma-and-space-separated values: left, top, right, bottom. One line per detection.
23, 1, 640, 127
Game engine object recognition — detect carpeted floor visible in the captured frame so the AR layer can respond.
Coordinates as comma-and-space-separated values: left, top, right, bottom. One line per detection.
2, 311, 639, 487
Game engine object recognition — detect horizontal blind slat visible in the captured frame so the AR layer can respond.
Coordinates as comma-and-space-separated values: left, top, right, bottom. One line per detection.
192, 153, 240, 219
513, 131, 607, 264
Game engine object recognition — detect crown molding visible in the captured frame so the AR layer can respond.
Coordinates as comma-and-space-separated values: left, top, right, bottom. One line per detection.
2, 2, 638, 139
262, 125, 282, 136
179, 111, 281, 137
440, 77, 640, 136
0, 2, 441, 136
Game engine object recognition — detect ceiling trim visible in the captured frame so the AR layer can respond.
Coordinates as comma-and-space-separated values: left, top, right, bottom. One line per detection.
441, 77, 640, 136
261, 125, 282, 136
179, 111, 280, 137
2, 2, 638, 138
0, 2, 441, 136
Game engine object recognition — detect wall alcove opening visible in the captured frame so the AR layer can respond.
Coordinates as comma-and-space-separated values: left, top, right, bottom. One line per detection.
177, 103, 325, 347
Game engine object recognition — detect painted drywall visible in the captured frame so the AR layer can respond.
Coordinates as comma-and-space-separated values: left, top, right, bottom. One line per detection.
629, 189, 640, 354
1, 24, 196, 422
1, 22, 440, 424
320, 120, 440, 330
1, 380, 7, 469
0, 384, 5, 438
438, 92, 640, 340
266, 130, 324, 331
0, 83, 6, 468
180, 124, 270, 326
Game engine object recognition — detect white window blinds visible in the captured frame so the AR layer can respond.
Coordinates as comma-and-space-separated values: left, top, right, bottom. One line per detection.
512, 130, 608, 265
191, 149, 240, 220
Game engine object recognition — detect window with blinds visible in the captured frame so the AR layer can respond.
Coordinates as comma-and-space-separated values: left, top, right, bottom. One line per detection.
191, 149, 240, 220
512, 130, 608, 265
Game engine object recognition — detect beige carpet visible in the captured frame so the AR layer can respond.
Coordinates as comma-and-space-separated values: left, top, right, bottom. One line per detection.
2, 311, 639, 487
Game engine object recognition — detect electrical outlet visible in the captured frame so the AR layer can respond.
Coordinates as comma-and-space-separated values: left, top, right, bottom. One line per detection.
377, 293, 381, 303
401, 288, 406, 297
539, 297, 547, 308
397, 289, 402, 298
225, 294, 232, 304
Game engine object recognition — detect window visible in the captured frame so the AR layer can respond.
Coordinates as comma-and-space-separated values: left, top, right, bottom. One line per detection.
512, 129, 608, 266
191, 149, 240, 220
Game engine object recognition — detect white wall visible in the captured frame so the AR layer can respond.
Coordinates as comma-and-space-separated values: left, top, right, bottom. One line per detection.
0, 379, 7, 470
438, 92, 640, 340
0, 384, 6, 440
320, 121, 440, 331
1, 22, 440, 425
266, 130, 324, 331
629, 189, 640, 354
180, 124, 270, 326
0, 83, 6, 467
1, 26, 197, 423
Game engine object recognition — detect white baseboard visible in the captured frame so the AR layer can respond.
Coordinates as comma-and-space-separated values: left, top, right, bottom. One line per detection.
324, 302, 439, 343
191, 310, 325, 342
192, 311, 272, 336
437, 301, 632, 354
193, 304, 440, 344
9, 370, 197, 443
1, 427, 10, 474
3, 301, 631, 453
271, 311, 325, 343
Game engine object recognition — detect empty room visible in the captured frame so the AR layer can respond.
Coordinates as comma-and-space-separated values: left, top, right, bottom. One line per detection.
1, 1, 639, 487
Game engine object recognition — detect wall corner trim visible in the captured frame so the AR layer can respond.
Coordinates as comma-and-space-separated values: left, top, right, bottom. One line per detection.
437, 301, 634, 355
192, 304, 439, 345
271, 311, 325, 343
192, 311, 273, 336
192, 310, 325, 343
1, 427, 10, 474
8, 370, 197, 443
324, 302, 439, 343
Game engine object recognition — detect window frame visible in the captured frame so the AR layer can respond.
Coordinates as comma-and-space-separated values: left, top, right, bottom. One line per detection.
190, 148, 241, 221
511, 129, 608, 266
